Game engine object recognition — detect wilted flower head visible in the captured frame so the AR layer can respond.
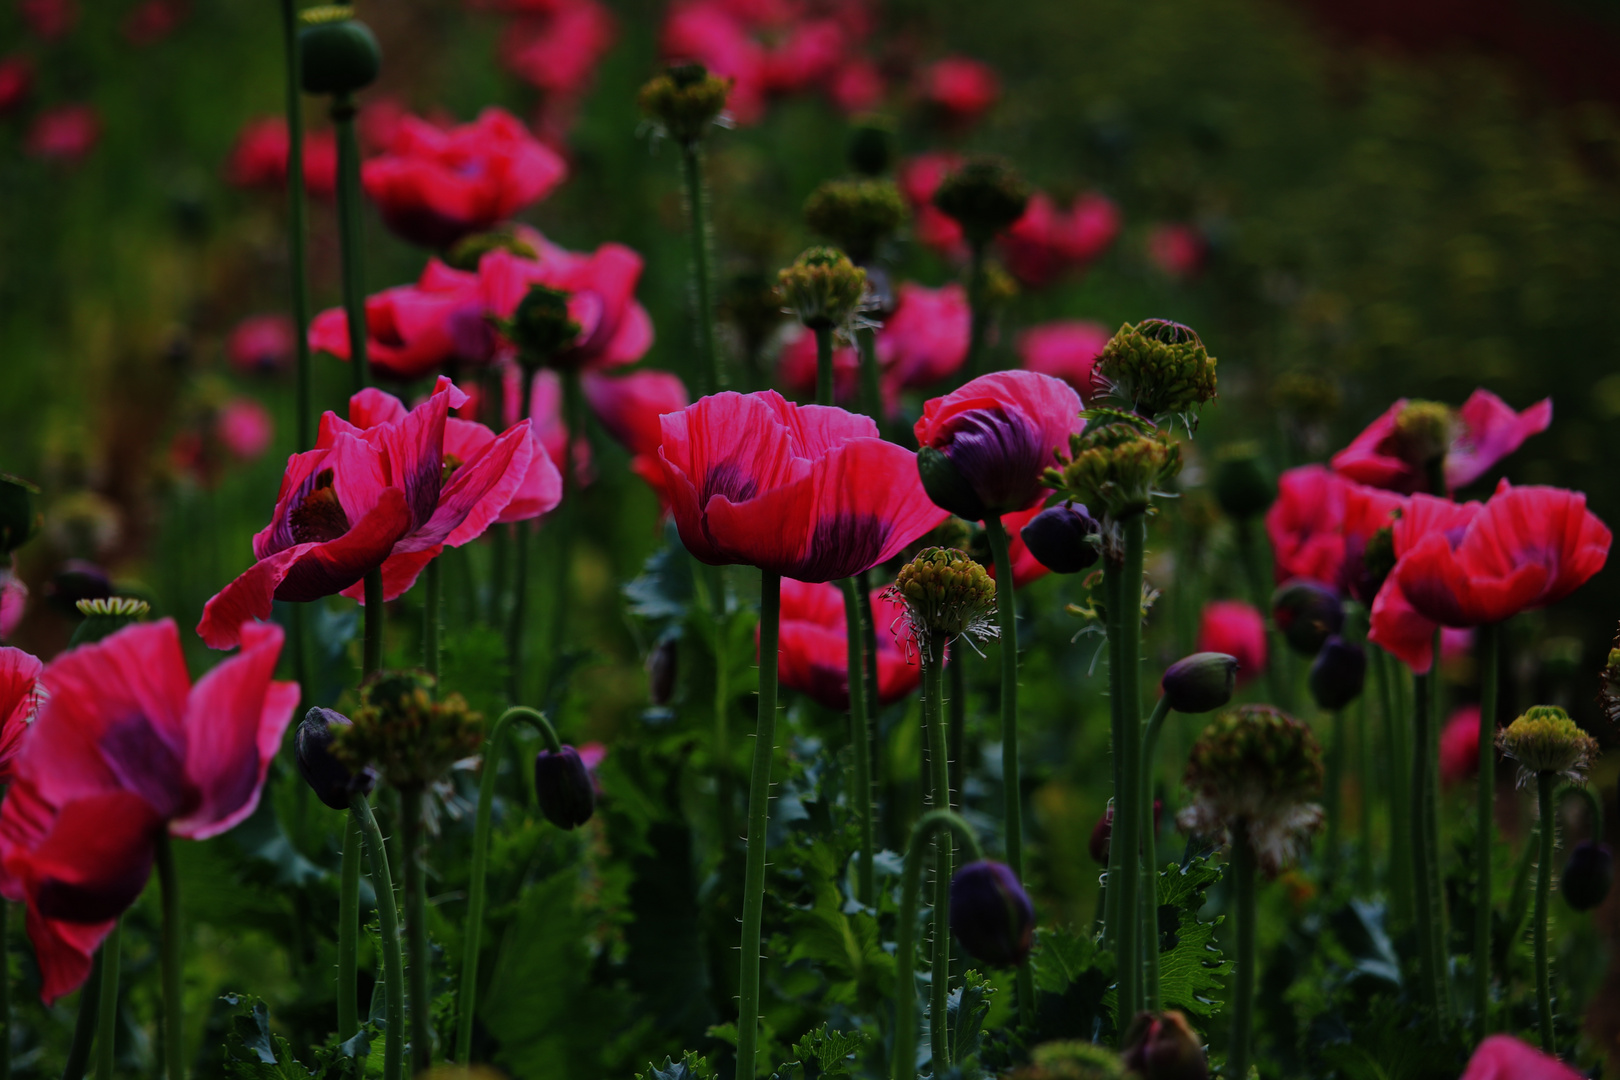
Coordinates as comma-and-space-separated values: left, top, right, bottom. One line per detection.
776, 246, 867, 332
1092, 320, 1217, 430
638, 61, 731, 145
1179, 705, 1324, 874
333, 670, 484, 789
803, 178, 905, 263
1498, 705, 1598, 786
886, 547, 998, 654
1045, 408, 1181, 520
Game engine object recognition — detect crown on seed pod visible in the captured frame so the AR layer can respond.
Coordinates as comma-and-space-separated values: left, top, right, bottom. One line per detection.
298, 6, 381, 97
1391, 400, 1455, 472
803, 178, 906, 264
638, 62, 732, 146
332, 670, 484, 789
1044, 408, 1182, 520
884, 547, 999, 656
776, 246, 868, 332
932, 156, 1030, 245
1498, 705, 1600, 786
70, 597, 150, 647
1091, 320, 1217, 430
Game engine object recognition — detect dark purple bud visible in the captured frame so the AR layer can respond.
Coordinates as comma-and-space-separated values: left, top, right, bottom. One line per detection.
1019, 502, 1101, 574
535, 745, 595, 829
1562, 841, 1613, 912
647, 638, 677, 707
1308, 635, 1366, 712
1122, 1010, 1209, 1080
49, 560, 112, 614
296, 707, 377, 811
1271, 579, 1343, 656
1161, 652, 1238, 714
949, 859, 1035, 968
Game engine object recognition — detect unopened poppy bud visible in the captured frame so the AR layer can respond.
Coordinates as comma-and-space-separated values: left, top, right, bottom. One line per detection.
647, 638, 677, 706
1090, 800, 1163, 864
949, 859, 1035, 968
1562, 841, 1613, 911
1093, 320, 1218, 428
1121, 1010, 1209, 1080
535, 745, 595, 829
1308, 635, 1366, 712
1162, 652, 1238, 714
889, 547, 998, 644
69, 597, 150, 647
1044, 408, 1182, 519
1019, 502, 1102, 574
0, 474, 39, 554
846, 115, 895, 176
1271, 579, 1343, 656
637, 62, 731, 146
1499, 705, 1599, 783
298, 7, 381, 96
1211, 444, 1272, 520
1392, 399, 1455, 471
917, 447, 988, 522
932, 156, 1030, 244
296, 707, 378, 810
502, 284, 581, 369
776, 246, 866, 332
803, 179, 905, 265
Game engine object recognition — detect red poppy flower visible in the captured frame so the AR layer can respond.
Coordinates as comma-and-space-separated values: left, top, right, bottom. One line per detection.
500, 0, 617, 98
583, 369, 690, 505
362, 108, 567, 250
762, 17, 845, 93
829, 57, 884, 114
1266, 466, 1407, 605
442, 409, 562, 526
0, 620, 298, 1002
984, 505, 1050, 589
480, 241, 655, 371
1339, 480, 1407, 604
0, 647, 42, 781
1439, 705, 1481, 789
225, 117, 338, 200
919, 56, 999, 127
1459, 1035, 1582, 1080
1367, 493, 1482, 672
1197, 600, 1266, 686
1146, 223, 1205, 279
879, 282, 970, 395
309, 259, 491, 381
773, 578, 919, 710
18, 0, 76, 39
915, 371, 1085, 519
123, 0, 186, 45
197, 379, 533, 647
898, 152, 966, 259
1394, 482, 1610, 629
1332, 390, 1552, 495
228, 314, 296, 375
1017, 320, 1110, 396
218, 399, 274, 462
661, 1, 769, 123
659, 391, 947, 582
1001, 193, 1120, 288
0, 56, 33, 115
25, 104, 98, 164
509, 366, 592, 485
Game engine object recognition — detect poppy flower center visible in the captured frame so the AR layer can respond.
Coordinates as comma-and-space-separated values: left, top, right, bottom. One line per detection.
289, 469, 351, 544
442, 453, 464, 485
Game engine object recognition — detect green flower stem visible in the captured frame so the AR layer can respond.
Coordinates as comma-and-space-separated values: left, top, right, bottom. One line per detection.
506, 520, 530, 703
856, 327, 882, 426
856, 569, 881, 784
1534, 771, 1556, 1053
1425, 632, 1450, 1015
890, 810, 985, 1080
1234, 518, 1287, 710
364, 569, 384, 677
401, 788, 432, 1074
332, 93, 369, 395
964, 239, 989, 377
1101, 560, 1125, 952
1139, 693, 1173, 1012
353, 795, 405, 1080
680, 143, 723, 394
703, 565, 735, 849
1325, 708, 1345, 880
61, 946, 102, 1080
1356, 693, 1374, 894
948, 656, 966, 811
540, 368, 585, 699
424, 558, 441, 688
338, 812, 361, 1042
921, 643, 953, 1072
1409, 662, 1447, 1028
735, 572, 781, 1080
838, 578, 875, 906
93, 919, 121, 1080
1229, 820, 1258, 1080
156, 834, 184, 1080
814, 326, 835, 407
1506, 821, 1540, 948
1474, 621, 1500, 1041
1112, 512, 1147, 1019
1373, 646, 1412, 924
457, 708, 562, 1062
982, 516, 1035, 1020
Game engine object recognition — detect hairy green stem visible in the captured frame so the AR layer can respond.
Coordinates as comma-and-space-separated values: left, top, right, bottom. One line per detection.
705, 565, 735, 851
92, 920, 121, 1080
364, 570, 384, 677
838, 578, 875, 905
814, 326, 835, 407
1325, 709, 1345, 881
1474, 621, 1499, 1041
457, 708, 562, 1061
1410, 663, 1447, 1028
506, 521, 530, 703
401, 789, 431, 1073
540, 368, 585, 699
1139, 694, 1173, 1011
1229, 821, 1258, 1080
680, 143, 723, 394
964, 239, 989, 377
332, 94, 369, 395
856, 327, 882, 425
948, 656, 966, 812
1113, 512, 1146, 1019
424, 558, 441, 687
735, 572, 781, 1080
61, 946, 102, 1080
856, 570, 881, 792
338, 812, 361, 1042
156, 835, 184, 1080
890, 811, 985, 1080
353, 796, 405, 1080
1102, 560, 1125, 951
1535, 772, 1556, 1053
922, 645, 953, 1071
1373, 647, 1412, 924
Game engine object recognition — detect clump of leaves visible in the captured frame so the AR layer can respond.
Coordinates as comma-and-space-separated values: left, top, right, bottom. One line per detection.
220, 994, 371, 1079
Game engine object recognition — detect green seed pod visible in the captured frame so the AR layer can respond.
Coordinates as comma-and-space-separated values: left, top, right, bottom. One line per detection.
501, 284, 581, 369
776, 246, 866, 331
1093, 320, 1217, 428
1044, 408, 1182, 519
803, 178, 905, 264
889, 547, 998, 646
298, 7, 381, 97
638, 62, 731, 146
846, 115, 896, 176
932, 156, 1029, 244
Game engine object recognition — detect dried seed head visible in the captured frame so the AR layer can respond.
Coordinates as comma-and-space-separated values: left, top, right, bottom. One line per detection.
1092, 320, 1217, 430
334, 670, 484, 789
932, 156, 1030, 244
1044, 408, 1182, 520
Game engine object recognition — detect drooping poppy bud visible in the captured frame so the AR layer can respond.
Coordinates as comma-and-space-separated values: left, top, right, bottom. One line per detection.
637, 62, 731, 146
296, 707, 378, 810
1019, 502, 1101, 574
534, 745, 595, 829
776, 247, 867, 332
1121, 1010, 1209, 1080
1092, 320, 1218, 429
847, 115, 895, 176
1271, 579, 1343, 656
803, 179, 905, 265
932, 156, 1029, 244
647, 638, 677, 707
68, 597, 149, 647
298, 6, 381, 96
1561, 841, 1613, 912
0, 474, 39, 554
1498, 706, 1599, 784
948, 859, 1035, 967
1308, 635, 1366, 712
1161, 652, 1238, 714
1211, 443, 1272, 520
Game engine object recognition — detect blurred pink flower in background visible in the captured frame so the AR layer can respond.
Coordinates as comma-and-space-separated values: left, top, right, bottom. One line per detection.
226, 117, 338, 200
310, 260, 490, 381
228, 314, 297, 375
1018, 320, 1110, 396
123, 0, 187, 45
1002, 192, 1120, 287
0, 56, 33, 114
1197, 600, 1267, 686
0, 564, 25, 641
26, 104, 98, 164
1146, 222, 1206, 279
217, 400, 274, 462
18, 0, 76, 39
898, 152, 965, 258
918, 56, 998, 127
1438, 706, 1481, 788
878, 282, 970, 395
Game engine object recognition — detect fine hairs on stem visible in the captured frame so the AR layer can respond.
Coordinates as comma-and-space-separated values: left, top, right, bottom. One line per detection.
353, 796, 405, 1080
734, 572, 781, 1080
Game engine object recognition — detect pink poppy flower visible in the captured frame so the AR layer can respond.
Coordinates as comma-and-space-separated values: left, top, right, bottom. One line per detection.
0, 620, 298, 1002
480, 241, 654, 371
1367, 494, 1482, 673
309, 259, 491, 381
225, 116, 338, 200
0, 646, 42, 781
762, 16, 844, 93
1017, 320, 1110, 395
583, 368, 690, 505
197, 379, 533, 648
773, 578, 920, 711
443, 411, 562, 526
879, 282, 970, 394
25, 104, 98, 164
507, 366, 593, 486
919, 56, 998, 127
1439, 706, 1481, 789
829, 57, 884, 114
1331, 390, 1552, 495
0, 56, 33, 115
500, 0, 617, 98
1266, 466, 1348, 588
18, 0, 76, 39
218, 400, 274, 462
1146, 223, 1205, 279
1198, 600, 1266, 686
1459, 1035, 1582, 1080
228, 314, 296, 375
898, 152, 966, 259
362, 108, 567, 249
661, 1, 769, 123
1001, 193, 1121, 288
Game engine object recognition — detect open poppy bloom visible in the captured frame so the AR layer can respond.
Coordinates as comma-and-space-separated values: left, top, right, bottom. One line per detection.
362, 107, 567, 249
1367, 493, 1482, 672
481, 241, 654, 371
773, 578, 919, 711
1000, 192, 1120, 288
1459, 1035, 1582, 1080
442, 404, 563, 526
0, 646, 42, 779
1332, 390, 1551, 494
1197, 600, 1266, 686
0, 620, 298, 1002
197, 378, 532, 648
309, 259, 491, 381
1017, 320, 1110, 395
227, 313, 296, 375
878, 282, 970, 396
1266, 465, 1407, 604
659, 391, 947, 582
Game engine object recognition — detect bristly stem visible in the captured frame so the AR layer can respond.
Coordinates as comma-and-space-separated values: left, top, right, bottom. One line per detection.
1113, 511, 1146, 1020
680, 142, 723, 394
735, 572, 781, 1080
61, 945, 102, 1080
1139, 693, 1173, 1012
506, 520, 530, 703
1102, 560, 1125, 952
93, 919, 121, 1080
352, 795, 405, 1080
338, 812, 361, 1043
948, 656, 966, 811
856, 326, 882, 425
1409, 661, 1447, 1030
890, 810, 985, 1080
814, 325, 835, 407
424, 558, 441, 688
982, 515, 1035, 1020
332, 93, 369, 395
922, 641, 953, 1072
704, 565, 734, 851
456, 707, 562, 1062
1229, 820, 1258, 1080
401, 787, 431, 1074
541, 368, 585, 700
156, 834, 184, 1080
965, 238, 989, 377
1373, 646, 1412, 925
1473, 621, 1499, 1041
838, 577, 875, 906
279, 0, 313, 447
856, 569, 881, 791
364, 569, 384, 677
1534, 771, 1556, 1053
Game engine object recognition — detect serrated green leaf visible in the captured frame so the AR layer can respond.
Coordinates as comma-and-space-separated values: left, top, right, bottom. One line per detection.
948, 970, 995, 1071
770, 1024, 869, 1080
1030, 926, 1098, 995
638, 1050, 716, 1080
1101, 854, 1233, 1020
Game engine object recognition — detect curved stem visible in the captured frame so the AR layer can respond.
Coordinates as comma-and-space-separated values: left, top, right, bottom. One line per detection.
331, 94, 368, 395
364, 570, 384, 677
814, 326, 834, 407
1535, 771, 1556, 1053
424, 558, 441, 687
401, 788, 431, 1074
92, 920, 121, 1080
680, 142, 723, 394
1113, 512, 1146, 1019
1325, 709, 1345, 881
838, 578, 875, 906
964, 239, 989, 377
279, 0, 313, 448
1229, 821, 1257, 1080
1139, 694, 1173, 1011
982, 515, 1035, 1020
156, 834, 184, 1080
856, 327, 882, 426
890, 810, 985, 1080
353, 796, 405, 1080
1474, 621, 1499, 1041
60, 948, 102, 1080
456, 707, 561, 1062
338, 812, 361, 1042
735, 572, 781, 1080
922, 646, 952, 1072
